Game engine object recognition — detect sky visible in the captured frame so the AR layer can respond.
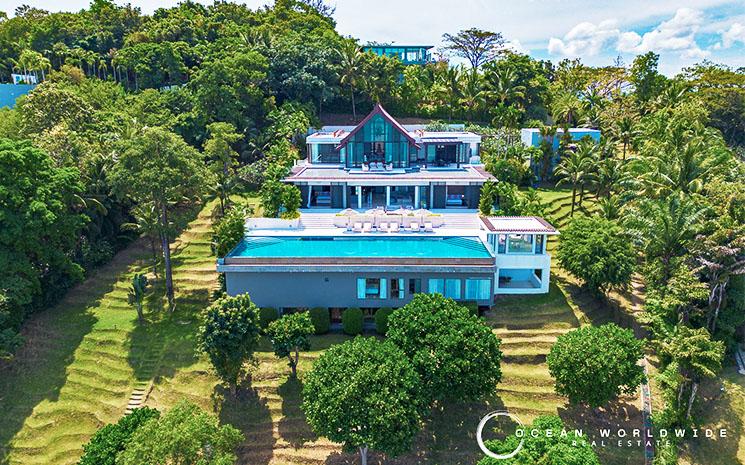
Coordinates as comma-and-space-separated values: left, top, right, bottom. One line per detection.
3, 0, 745, 75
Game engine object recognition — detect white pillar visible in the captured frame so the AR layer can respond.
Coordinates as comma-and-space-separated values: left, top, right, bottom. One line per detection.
386, 186, 391, 207
307, 186, 312, 208
357, 186, 362, 209
414, 186, 420, 208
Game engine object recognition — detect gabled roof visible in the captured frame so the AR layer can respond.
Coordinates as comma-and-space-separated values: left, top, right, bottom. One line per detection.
335, 103, 419, 150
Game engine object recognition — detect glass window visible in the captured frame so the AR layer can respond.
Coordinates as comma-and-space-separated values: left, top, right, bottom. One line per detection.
409, 278, 421, 294
391, 278, 405, 299
465, 279, 491, 300
535, 235, 544, 254
358, 278, 387, 299
311, 143, 339, 164
507, 234, 534, 253
428, 278, 444, 294
497, 235, 507, 254
445, 279, 461, 299
357, 278, 366, 299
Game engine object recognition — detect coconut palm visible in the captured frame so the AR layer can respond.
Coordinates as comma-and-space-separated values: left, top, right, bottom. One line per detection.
551, 92, 583, 127
595, 157, 628, 199
336, 39, 363, 120
433, 65, 463, 121
612, 116, 638, 161
484, 65, 525, 107
554, 141, 595, 217
458, 69, 486, 121
128, 273, 149, 324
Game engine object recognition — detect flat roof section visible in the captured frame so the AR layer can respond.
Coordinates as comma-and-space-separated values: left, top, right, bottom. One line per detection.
481, 216, 559, 234
284, 165, 494, 185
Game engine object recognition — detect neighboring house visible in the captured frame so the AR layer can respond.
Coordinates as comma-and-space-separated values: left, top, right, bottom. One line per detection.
285, 104, 494, 209
216, 212, 558, 314
0, 83, 35, 109
362, 44, 434, 65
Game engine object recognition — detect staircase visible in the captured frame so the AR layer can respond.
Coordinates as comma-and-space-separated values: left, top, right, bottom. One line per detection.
440, 213, 481, 229
299, 213, 336, 229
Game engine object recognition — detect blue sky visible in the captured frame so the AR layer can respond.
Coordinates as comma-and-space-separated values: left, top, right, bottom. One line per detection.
4, 0, 745, 75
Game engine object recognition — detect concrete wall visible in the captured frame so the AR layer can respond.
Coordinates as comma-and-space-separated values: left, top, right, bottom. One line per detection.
225, 271, 494, 309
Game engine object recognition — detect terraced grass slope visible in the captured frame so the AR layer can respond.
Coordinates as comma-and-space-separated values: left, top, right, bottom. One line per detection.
0, 202, 217, 465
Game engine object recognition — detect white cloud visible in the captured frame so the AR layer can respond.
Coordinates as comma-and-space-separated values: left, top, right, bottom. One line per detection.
547, 20, 621, 57
504, 39, 527, 55
716, 22, 745, 48
548, 8, 711, 60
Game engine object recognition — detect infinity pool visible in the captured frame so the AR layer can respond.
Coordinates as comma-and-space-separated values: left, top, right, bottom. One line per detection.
228, 236, 492, 259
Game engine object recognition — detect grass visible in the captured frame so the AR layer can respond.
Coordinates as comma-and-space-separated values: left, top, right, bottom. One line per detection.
0, 189, 647, 465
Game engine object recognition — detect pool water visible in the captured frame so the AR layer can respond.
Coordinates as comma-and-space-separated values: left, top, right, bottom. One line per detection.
228, 236, 492, 259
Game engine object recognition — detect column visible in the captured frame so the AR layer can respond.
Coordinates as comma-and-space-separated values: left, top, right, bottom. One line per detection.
342, 184, 347, 209
307, 186, 312, 208
429, 184, 434, 209
414, 186, 420, 208
386, 186, 391, 207
357, 186, 362, 209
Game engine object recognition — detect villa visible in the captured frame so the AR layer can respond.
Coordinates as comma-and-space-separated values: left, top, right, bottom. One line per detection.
217, 210, 558, 315
284, 104, 494, 210
362, 44, 434, 65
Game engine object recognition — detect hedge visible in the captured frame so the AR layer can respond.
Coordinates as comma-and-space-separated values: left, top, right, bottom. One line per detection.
374, 307, 394, 335
342, 307, 363, 335
309, 307, 330, 334
259, 307, 279, 330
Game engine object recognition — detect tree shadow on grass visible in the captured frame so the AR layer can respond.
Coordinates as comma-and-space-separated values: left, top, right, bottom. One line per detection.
277, 376, 318, 448
0, 242, 149, 464
215, 380, 275, 465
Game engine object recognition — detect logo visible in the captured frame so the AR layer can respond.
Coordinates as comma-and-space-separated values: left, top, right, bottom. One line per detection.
476, 410, 525, 460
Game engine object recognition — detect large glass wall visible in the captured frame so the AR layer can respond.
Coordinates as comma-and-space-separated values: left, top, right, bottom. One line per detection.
310, 143, 342, 164
344, 114, 413, 168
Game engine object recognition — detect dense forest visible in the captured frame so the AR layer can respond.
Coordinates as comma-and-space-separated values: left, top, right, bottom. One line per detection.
0, 2, 744, 461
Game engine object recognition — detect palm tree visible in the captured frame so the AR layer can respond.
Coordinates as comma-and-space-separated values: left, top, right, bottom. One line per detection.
595, 157, 627, 198
121, 202, 162, 276
551, 92, 583, 127
458, 69, 485, 121
612, 116, 637, 161
598, 195, 622, 220
538, 125, 557, 181
128, 273, 149, 324
433, 65, 463, 121
485, 65, 525, 107
554, 144, 594, 217
336, 39, 363, 120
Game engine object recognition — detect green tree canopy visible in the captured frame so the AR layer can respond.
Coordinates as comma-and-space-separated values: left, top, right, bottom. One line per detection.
266, 311, 315, 377
386, 293, 503, 404
547, 324, 645, 408
79, 407, 159, 465
302, 336, 423, 465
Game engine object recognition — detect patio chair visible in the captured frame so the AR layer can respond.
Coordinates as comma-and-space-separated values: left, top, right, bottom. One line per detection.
424, 222, 434, 232
409, 222, 420, 233
379, 222, 388, 233
361, 164, 369, 172
353, 222, 363, 233
362, 222, 372, 233
389, 222, 400, 233
385, 163, 393, 171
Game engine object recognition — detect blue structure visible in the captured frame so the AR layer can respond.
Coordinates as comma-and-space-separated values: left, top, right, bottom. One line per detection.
362, 44, 434, 65
520, 127, 601, 151
0, 83, 36, 109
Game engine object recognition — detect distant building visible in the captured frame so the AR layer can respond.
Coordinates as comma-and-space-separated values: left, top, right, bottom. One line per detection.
285, 104, 493, 210
362, 44, 434, 65
0, 83, 36, 109
11, 73, 38, 85
521, 127, 602, 180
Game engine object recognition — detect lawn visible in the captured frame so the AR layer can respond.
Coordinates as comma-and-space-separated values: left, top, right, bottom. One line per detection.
1, 191, 646, 465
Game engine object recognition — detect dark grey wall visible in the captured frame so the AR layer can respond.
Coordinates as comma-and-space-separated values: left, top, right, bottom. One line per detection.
225, 271, 494, 309
331, 185, 344, 208
432, 185, 446, 209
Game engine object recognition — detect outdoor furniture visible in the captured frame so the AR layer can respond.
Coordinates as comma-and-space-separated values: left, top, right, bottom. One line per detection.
363, 222, 372, 233
389, 223, 400, 233
409, 222, 420, 233
353, 222, 363, 233
385, 163, 393, 171
424, 222, 434, 232
379, 222, 388, 232
361, 163, 370, 172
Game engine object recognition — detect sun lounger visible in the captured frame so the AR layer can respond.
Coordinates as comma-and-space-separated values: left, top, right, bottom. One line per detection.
363, 222, 372, 233
409, 222, 420, 233
379, 222, 388, 233
353, 222, 363, 233
389, 223, 400, 233
424, 222, 434, 232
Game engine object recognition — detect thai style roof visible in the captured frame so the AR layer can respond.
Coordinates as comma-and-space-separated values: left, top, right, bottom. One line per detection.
335, 103, 419, 150
480, 216, 559, 234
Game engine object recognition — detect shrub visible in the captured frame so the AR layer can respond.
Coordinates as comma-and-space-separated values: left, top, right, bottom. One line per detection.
461, 301, 479, 316
374, 307, 394, 335
309, 307, 330, 334
79, 407, 160, 465
341, 307, 363, 335
259, 307, 279, 330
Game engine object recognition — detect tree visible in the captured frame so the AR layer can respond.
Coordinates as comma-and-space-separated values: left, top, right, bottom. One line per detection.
660, 326, 724, 420
111, 127, 206, 309
553, 141, 595, 217
117, 400, 243, 465
386, 293, 503, 404
302, 337, 423, 465
127, 273, 148, 324
204, 122, 242, 216
79, 407, 160, 465
547, 324, 645, 408
266, 311, 315, 377
442, 28, 504, 69
556, 216, 636, 293
630, 52, 666, 109
612, 116, 638, 161
478, 415, 599, 465
212, 202, 253, 258
336, 39, 362, 120
479, 180, 498, 215
198, 293, 262, 395
259, 164, 302, 218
